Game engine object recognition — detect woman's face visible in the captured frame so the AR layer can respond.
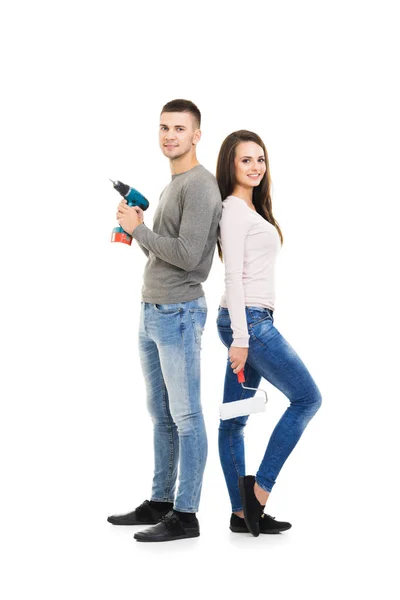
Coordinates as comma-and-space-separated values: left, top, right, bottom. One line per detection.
234, 141, 266, 189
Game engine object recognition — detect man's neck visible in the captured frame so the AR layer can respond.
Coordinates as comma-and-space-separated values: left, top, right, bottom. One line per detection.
169, 154, 200, 176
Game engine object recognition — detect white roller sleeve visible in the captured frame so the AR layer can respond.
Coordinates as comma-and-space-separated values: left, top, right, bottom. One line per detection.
219, 396, 266, 420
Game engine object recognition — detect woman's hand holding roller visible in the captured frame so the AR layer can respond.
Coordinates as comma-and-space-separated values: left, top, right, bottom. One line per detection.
229, 346, 248, 375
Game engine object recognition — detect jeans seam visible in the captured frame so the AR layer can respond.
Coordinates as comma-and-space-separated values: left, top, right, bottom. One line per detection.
178, 315, 201, 513
189, 308, 207, 347
187, 336, 201, 512
230, 362, 252, 480
161, 378, 176, 499
228, 429, 241, 480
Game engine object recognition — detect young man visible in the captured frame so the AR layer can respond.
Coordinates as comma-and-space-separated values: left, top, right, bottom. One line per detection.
107, 99, 222, 542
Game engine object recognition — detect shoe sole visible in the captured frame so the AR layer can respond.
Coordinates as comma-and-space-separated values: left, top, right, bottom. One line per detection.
238, 476, 260, 537
229, 525, 250, 533
107, 518, 158, 526
230, 525, 289, 534
134, 532, 200, 542
263, 525, 292, 533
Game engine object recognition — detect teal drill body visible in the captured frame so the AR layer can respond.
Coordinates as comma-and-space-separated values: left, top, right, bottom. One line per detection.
110, 179, 149, 245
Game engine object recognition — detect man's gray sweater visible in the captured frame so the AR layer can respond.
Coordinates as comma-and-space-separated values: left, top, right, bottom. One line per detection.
132, 164, 222, 303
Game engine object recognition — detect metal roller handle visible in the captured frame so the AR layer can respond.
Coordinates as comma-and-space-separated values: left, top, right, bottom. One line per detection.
237, 369, 268, 404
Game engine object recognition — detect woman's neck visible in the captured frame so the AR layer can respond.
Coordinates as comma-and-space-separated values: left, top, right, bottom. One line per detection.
232, 185, 254, 207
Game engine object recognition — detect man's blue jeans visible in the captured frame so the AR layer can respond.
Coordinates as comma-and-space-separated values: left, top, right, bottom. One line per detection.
138, 297, 208, 513
217, 306, 322, 512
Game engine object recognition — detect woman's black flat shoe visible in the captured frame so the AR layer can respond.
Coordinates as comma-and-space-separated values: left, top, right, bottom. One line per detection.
239, 475, 265, 537
230, 512, 292, 534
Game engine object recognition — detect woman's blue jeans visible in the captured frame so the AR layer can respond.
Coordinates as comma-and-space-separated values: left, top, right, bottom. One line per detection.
217, 306, 322, 512
138, 297, 208, 513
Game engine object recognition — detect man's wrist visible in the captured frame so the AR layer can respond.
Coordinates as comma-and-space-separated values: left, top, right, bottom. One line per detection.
130, 222, 144, 237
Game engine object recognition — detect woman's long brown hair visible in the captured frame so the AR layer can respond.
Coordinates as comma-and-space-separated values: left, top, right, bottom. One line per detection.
216, 130, 283, 260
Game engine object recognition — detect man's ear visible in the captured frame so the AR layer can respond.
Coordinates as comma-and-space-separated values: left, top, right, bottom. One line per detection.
192, 129, 202, 145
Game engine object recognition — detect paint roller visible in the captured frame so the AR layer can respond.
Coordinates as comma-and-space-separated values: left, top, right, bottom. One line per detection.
219, 369, 268, 420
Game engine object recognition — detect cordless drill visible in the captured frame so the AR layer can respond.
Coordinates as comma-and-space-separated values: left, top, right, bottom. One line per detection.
110, 179, 149, 245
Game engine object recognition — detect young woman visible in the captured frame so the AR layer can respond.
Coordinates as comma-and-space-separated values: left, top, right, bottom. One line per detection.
216, 130, 322, 537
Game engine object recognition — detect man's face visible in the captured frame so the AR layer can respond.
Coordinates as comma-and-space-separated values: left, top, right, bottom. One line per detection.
159, 111, 200, 160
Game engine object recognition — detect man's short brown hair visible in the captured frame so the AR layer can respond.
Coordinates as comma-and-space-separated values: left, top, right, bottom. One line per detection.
161, 99, 201, 128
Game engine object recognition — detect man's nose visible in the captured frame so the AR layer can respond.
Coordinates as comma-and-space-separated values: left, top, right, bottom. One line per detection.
165, 129, 177, 140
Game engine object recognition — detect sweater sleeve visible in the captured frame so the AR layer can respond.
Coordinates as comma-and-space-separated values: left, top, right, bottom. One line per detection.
131, 178, 218, 271
220, 199, 250, 347
135, 239, 149, 257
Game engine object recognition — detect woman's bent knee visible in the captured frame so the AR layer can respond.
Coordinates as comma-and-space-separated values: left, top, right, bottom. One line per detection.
308, 385, 322, 415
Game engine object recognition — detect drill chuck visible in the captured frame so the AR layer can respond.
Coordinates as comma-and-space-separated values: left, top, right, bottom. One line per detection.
110, 180, 149, 211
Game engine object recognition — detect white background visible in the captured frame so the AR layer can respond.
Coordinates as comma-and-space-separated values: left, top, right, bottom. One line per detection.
1, 1, 399, 598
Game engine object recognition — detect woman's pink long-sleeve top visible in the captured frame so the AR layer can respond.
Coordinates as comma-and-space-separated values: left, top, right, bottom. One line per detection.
219, 195, 281, 347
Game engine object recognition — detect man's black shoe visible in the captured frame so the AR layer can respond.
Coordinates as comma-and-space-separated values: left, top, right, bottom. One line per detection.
134, 510, 200, 542
230, 512, 292, 534
107, 500, 173, 526
239, 475, 264, 537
